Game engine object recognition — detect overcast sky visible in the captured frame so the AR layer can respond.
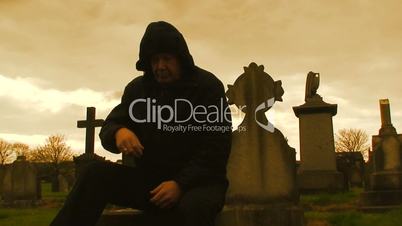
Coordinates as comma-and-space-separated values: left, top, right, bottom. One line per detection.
1, 0, 401, 162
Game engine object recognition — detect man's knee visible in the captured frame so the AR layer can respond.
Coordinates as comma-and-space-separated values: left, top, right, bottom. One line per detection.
79, 161, 109, 184
174, 184, 227, 226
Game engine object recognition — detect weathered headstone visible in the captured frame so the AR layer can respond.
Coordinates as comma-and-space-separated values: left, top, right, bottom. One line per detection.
360, 99, 402, 210
1, 156, 39, 206
364, 148, 374, 190
58, 174, 69, 193
349, 153, 365, 187
220, 62, 303, 226
0, 165, 6, 197
336, 152, 365, 189
293, 71, 344, 192
74, 107, 105, 177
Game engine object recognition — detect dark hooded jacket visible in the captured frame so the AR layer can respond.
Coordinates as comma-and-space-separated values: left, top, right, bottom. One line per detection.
99, 21, 232, 191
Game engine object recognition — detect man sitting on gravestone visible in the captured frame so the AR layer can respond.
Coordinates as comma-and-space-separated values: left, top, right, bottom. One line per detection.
50, 21, 232, 226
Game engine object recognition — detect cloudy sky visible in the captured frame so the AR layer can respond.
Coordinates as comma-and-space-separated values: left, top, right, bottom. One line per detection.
1, 0, 401, 162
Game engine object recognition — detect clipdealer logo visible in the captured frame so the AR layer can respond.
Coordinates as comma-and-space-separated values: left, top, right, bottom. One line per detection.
128, 98, 276, 132
255, 97, 275, 133
128, 98, 232, 130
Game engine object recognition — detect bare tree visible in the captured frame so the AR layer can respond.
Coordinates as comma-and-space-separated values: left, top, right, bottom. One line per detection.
12, 142, 31, 159
335, 128, 370, 160
31, 135, 74, 164
0, 139, 13, 165
31, 135, 74, 191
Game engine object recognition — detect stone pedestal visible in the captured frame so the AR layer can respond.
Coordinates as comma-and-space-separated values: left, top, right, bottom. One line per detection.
298, 170, 344, 192
360, 135, 402, 208
217, 204, 304, 226
293, 98, 344, 192
360, 99, 402, 210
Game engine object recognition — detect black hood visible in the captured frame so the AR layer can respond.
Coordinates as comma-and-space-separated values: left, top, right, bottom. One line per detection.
136, 21, 195, 77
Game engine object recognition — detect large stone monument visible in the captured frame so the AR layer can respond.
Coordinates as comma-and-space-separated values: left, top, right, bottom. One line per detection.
360, 99, 402, 210
293, 71, 344, 192
75, 107, 105, 177
220, 62, 303, 226
1, 156, 40, 206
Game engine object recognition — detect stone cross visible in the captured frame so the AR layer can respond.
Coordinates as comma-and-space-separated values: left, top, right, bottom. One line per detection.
77, 107, 104, 155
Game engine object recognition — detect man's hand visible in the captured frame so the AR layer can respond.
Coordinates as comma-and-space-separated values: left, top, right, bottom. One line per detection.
115, 127, 144, 157
150, 181, 182, 209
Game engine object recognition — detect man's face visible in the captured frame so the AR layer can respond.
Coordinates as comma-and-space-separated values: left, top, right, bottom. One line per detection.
151, 53, 181, 84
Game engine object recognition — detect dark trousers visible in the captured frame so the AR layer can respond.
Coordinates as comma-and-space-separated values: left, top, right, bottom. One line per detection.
50, 161, 227, 226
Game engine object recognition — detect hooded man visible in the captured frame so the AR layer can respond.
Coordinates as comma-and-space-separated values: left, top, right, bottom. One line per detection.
50, 21, 232, 226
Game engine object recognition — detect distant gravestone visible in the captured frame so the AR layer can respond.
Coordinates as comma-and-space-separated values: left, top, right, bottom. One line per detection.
64, 169, 76, 192
74, 107, 105, 177
336, 152, 365, 189
360, 99, 402, 210
58, 174, 69, 193
0, 165, 6, 196
1, 156, 39, 206
349, 154, 365, 187
293, 71, 344, 192
221, 63, 303, 226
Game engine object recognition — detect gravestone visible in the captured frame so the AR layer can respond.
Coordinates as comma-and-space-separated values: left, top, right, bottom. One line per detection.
0, 165, 6, 197
349, 153, 365, 187
293, 72, 344, 192
360, 99, 402, 210
221, 62, 303, 226
364, 148, 374, 190
336, 152, 365, 189
74, 107, 105, 177
1, 156, 39, 206
97, 63, 304, 226
58, 174, 69, 193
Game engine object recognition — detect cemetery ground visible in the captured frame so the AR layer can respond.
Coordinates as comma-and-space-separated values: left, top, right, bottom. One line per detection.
1, 185, 402, 226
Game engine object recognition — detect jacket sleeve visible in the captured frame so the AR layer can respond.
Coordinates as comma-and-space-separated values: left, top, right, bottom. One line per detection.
173, 80, 232, 191
99, 83, 134, 154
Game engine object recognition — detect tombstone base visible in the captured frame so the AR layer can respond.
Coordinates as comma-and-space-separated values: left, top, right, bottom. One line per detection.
217, 204, 304, 226
371, 171, 402, 190
97, 209, 148, 226
360, 189, 402, 207
298, 170, 344, 192
74, 153, 105, 178
97, 204, 304, 226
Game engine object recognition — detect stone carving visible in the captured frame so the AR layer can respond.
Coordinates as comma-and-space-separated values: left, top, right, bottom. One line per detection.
305, 71, 321, 101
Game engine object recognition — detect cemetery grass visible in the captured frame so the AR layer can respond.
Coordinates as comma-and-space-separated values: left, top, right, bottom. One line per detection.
302, 188, 402, 226
2, 186, 402, 226
0, 182, 65, 226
